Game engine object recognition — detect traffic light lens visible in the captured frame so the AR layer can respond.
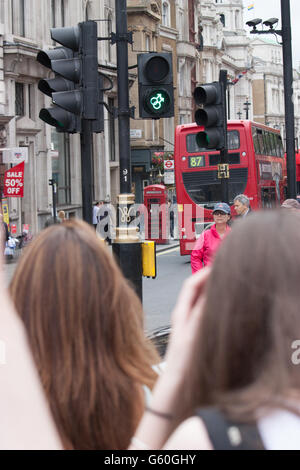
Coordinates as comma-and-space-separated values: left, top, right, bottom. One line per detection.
196, 131, 210, 148
145, 57, 170, 83
145, 89, 170, 115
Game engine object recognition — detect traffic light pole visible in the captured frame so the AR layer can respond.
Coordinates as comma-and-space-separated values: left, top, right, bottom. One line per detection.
281, 0, 296, 198
80, 119, 93, 225
113, 0, 143, 300
49, 179, 57, 223
219, 70, 229, 204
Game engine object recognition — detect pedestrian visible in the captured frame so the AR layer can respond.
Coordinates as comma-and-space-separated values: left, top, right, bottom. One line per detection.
93, 201, 101, 230
130, 210, 300, 450
98, 197, 113, 245
0, 233, 61, 450
58, 210, 67, 223
281, 198, 300, 210
191, 202, 231, 274
233, 194, 251, 218
0, 213, 9, 254
168, 199, 175, 239
9, 219, 159, 450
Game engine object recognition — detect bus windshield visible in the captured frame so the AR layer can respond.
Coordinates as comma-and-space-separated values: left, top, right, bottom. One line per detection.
186, 130, 240, 153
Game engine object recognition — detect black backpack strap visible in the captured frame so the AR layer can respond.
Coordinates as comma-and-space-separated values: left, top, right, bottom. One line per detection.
196, 407, 265, 450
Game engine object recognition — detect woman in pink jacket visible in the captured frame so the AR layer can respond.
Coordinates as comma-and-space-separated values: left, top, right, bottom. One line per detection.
191, 202, 231, 274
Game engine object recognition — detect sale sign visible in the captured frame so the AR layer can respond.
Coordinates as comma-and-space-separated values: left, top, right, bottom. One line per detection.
3, 161, 25, 198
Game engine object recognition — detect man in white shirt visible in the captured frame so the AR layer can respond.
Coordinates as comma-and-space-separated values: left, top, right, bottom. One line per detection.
93, 201, 103, 230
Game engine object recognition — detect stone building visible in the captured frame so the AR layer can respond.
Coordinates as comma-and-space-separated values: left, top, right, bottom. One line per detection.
2, 0, 299, 234
250, 36, 300, 148
0, 0, 119, 233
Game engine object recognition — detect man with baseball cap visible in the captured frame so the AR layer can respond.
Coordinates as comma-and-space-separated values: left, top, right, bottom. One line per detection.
191, 202, 231, 274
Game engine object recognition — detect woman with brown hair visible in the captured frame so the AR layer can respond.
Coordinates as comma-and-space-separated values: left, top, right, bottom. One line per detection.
10, 219, 159, 450
130, 210, 300, 450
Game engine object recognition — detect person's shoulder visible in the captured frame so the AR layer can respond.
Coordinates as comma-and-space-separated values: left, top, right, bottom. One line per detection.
164, 416, 213, 450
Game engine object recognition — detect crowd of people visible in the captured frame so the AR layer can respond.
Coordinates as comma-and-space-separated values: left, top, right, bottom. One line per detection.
1, 196, 300, 450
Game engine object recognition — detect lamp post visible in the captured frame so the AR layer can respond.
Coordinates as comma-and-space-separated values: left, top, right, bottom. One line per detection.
237, 110, 242, 119
246, 0, 296, 198
243, 98, 251, 120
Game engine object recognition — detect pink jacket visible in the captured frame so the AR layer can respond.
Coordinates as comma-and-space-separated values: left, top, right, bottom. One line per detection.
191, 224, 231, 274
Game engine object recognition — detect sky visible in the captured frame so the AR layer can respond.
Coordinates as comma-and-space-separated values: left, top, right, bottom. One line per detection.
243, 0, 300, 68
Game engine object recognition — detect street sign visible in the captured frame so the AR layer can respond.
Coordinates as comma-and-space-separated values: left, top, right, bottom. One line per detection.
164, 172, 174, 185
1, 147, 28, 164
3, 161, 25, 198
130, 129, 142, 139
164, 159, 174, 170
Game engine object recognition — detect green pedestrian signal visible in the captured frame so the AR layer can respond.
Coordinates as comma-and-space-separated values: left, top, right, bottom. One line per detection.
138, 53, 174, 119
145, 89, 170, 115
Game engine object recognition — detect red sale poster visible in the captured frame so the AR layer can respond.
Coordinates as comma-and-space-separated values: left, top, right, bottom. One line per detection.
3, 161, 25, 198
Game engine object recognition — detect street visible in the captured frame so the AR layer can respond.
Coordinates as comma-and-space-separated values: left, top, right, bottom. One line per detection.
143, 246, 191, 334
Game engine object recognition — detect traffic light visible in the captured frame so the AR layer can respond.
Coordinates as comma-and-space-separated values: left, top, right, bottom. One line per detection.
37, 21, 103, 133
194, 81, 226, 150
138, 52, 174, 119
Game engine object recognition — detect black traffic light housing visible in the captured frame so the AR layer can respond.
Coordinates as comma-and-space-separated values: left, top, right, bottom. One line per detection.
138, 52, 174, 119
37, 21, 104, 133
194, 81, 226, 150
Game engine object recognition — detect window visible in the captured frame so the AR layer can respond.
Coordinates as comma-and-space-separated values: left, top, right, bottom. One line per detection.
162, 1, 170, 27
186, 131, 240, 153
108, 98, 116, 161
51, 0, 56, 27
15, 83, 24, 116
51, 131, 71, 205
220, 14, 225, 27
51, 0, 64, 27
28, 84, 35, 120
145, 35, 150, 52
106, 11, 112, 62
12, 0, 25, 36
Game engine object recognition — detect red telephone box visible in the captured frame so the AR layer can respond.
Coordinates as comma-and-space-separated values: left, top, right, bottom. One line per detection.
144, 184, 168, 244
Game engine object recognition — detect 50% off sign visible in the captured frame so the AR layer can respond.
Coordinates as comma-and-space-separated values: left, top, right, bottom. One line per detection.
3, 161, 25, 198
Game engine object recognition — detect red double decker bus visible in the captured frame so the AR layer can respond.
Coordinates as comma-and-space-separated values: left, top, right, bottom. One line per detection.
174, 120, 287, 255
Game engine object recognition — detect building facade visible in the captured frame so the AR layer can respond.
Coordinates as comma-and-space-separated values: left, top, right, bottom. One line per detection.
1, 0, 300, 234
0, 0, 119, 233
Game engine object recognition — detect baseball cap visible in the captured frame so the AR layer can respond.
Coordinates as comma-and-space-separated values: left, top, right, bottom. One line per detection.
212, 202, 231, 215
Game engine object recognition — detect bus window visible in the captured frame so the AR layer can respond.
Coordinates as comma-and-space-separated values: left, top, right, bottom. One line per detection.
186, 130, 240, 153
227, 130, 240, 149
257, 129, 264, 155
269, 133, 277, 156
186, 134, 207, 153
276, 134, 284, 157
261, 187, 277, 208
263, 131, 272, 155
252, 127, 261, 154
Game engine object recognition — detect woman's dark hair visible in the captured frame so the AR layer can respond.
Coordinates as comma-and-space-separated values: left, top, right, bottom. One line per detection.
190, 210, 300, 421
10, 219, 159, 449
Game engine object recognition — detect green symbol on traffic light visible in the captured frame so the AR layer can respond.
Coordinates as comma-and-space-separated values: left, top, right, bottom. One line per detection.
150, 92, 165, 110
145, 89, 170, 115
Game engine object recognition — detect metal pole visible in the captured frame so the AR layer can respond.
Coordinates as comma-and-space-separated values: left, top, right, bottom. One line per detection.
227, 86, 230, 120
281, 0, 296, 198
52, 182, 57, 223
80, 119, 93, 225
116, 0, 131, 194
220, 70, 229, 204
113, 0, 142, 300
